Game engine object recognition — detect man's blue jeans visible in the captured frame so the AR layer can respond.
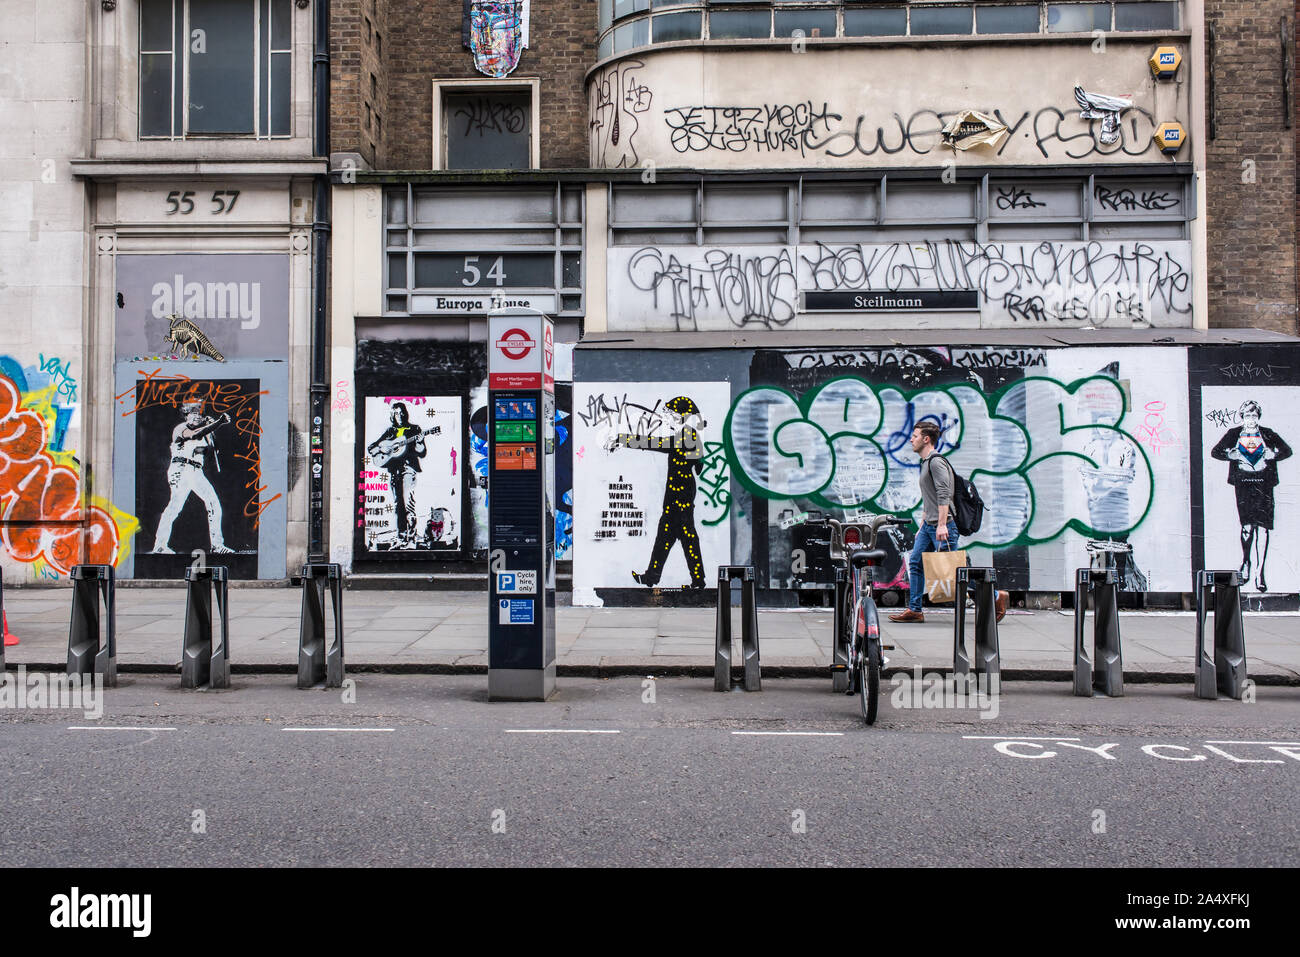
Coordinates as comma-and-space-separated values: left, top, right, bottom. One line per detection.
908, 520, 960, 612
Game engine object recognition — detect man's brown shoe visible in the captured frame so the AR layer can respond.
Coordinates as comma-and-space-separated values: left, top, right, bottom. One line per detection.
888, 610, 925, 623
995, 590, 1009, 624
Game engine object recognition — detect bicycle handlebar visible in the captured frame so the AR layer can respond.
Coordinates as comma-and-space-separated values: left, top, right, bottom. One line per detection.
798, 514, 911, 557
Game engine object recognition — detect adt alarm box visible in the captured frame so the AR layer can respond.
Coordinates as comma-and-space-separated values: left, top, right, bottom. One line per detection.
487, 311, 557, 700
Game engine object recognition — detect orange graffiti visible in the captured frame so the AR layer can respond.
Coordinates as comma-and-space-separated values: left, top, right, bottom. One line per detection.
0, 375, 129, 574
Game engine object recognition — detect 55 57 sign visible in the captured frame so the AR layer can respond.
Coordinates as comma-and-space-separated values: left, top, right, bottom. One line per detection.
115, 185, 284, 225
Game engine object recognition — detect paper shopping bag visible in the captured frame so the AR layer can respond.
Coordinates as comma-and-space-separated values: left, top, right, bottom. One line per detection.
922, 548, 968, 604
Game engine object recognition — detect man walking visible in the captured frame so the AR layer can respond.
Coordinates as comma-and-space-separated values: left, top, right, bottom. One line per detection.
889, 420, 1008, 623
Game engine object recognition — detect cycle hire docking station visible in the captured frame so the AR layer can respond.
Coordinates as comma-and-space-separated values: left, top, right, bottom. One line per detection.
953, 565, 1001, 692
487, 311, 557, 701
1072, 540, 1127, 697
67, 564, 117, 688
1194, 569, 1249, 700
714, 565, 761, 692
181, 563, 231, 690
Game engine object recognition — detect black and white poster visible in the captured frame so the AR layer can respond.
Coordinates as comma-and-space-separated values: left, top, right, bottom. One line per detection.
1200, 386, 1298, 594
130, 378, 267, 580
360, 395, 463, 552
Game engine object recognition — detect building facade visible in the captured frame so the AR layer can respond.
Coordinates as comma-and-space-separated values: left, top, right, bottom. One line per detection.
0, 0, 324, 585
323, 0, 1300, 607
3, 0, 1297, 604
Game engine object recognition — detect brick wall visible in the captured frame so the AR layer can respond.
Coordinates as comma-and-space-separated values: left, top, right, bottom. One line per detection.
1205, 0, 1298, 334
332, 0, 595, 170
331, 0, 390, 168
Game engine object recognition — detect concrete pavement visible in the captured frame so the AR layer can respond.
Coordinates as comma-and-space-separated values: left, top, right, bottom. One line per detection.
3, 585, 1298, 681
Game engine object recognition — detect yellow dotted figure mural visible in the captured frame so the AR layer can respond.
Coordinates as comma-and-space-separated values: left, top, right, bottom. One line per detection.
612, 395, 707, 589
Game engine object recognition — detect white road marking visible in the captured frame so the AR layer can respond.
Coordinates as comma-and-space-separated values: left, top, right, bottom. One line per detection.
281, 727, 395, 732
68, 726, 178, 732
732, 731, 844, 737
962, 735, 1082, 741
505, 729, 621, 734
1204, 740, 1300, 746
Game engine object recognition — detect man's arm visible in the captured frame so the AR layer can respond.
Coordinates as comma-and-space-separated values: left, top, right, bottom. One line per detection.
1209, 428, 1239, 461
1263, 427, 1293, 462
180, 413, 230, 440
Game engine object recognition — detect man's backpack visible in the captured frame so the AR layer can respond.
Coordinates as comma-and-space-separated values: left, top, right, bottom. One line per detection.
929, 456, 985, 536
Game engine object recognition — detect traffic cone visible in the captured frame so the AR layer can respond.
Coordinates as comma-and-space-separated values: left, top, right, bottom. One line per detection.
3, 612, 17, 646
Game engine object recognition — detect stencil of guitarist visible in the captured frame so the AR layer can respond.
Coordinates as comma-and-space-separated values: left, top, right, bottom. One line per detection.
151, 400, 233, 554
1211, 400, 1293, 592
367, 402, 428, 546
606, 395, 707, 589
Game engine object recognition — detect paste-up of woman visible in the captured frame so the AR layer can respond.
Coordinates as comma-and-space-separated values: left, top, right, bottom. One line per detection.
1210, 400, 1293, 592
605, 396, 707, 589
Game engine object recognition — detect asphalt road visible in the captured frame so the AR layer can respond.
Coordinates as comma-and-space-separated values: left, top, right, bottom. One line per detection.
1, 675, 1297, 867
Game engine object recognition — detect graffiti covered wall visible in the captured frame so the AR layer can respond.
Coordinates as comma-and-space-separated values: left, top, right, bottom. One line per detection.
608, 239, 1193, 331
0, 363, 137, 580
571, 342, 1300, 603
589, 45, 1189, 170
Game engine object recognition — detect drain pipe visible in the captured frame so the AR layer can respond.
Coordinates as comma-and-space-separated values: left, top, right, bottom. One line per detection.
308, 0, 331, 562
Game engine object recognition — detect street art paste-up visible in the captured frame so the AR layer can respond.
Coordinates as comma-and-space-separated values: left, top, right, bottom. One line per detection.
573, 383, 731, 594
1203, 389, 1297, 593
150, 400, 235, 555
360, 396, 462, 552
164, 315, 225, 362
0, 371, 137, 577
469, 0, 529, 78
122, 375, 272, 579
1073, 87, 1133, 146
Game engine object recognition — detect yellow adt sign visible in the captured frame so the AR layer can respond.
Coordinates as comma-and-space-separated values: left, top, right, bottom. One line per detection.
1149, 46, 1181, 79
1153, 121, 1186, 154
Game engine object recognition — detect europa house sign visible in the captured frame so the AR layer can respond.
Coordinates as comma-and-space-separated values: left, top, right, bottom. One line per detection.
802, 290, 979, 312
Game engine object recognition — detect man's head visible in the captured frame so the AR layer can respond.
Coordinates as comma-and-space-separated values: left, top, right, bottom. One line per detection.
911, 420, 942, 455
390, 402, 409, 426
1239, 400, 1262, 429
664, 395, 706, 430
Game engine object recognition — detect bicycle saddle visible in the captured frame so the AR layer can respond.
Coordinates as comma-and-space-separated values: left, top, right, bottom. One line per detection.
850, 548, 887, 568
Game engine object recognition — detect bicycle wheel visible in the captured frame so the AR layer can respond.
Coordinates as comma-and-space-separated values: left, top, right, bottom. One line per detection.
859, 642, 881, 725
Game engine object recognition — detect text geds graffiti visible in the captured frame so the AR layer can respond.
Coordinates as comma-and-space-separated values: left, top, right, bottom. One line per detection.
724, 373, 1155, 548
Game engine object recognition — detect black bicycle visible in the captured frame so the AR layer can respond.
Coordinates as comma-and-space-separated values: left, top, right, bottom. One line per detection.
797, 514, 910, 724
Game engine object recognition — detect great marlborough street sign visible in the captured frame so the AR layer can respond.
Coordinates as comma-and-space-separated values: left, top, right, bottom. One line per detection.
802, 290, 979, 312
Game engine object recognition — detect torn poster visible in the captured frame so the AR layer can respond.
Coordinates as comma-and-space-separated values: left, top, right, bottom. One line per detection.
941, 110, 1010, 151
469, 0, 530, 78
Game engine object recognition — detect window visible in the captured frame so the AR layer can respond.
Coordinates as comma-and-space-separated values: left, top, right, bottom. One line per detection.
976, 4, 1040, 34
609, 175, 1190, 246
844, 7, 907, 35
653, 11, 702, 41
910, 5, 974, 35
139, 0, 292, 138
442, 91, 532, 170
1046, 3, 1111, 31
384, 186, 585, 315
1114, 2, 1178, 30
710, 9, 773, 38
